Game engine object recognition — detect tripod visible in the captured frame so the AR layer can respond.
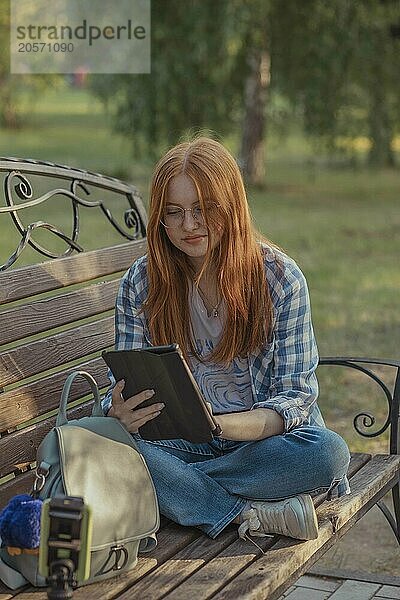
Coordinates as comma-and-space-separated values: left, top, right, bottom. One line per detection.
46, 559, 77, 600
41, 497, 90, 600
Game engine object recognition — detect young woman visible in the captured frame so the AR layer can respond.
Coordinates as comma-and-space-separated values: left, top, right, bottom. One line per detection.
102, 136, 350, 542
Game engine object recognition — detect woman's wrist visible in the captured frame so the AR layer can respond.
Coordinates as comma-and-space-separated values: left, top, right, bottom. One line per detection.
214, 409, 284, 441
212, 415, 223, 437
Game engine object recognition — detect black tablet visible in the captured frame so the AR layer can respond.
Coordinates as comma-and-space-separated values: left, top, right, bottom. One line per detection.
102, 344, 222, 443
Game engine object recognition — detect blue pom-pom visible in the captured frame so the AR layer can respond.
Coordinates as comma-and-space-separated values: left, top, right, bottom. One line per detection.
0, 494, 43, 549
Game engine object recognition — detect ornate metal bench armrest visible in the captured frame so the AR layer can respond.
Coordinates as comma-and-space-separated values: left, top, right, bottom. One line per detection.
0, 158, 147, 271
318, 356, 400, 455
318, 356, 400, 544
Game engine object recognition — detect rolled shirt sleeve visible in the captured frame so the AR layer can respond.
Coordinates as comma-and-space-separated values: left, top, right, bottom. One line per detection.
251, 254, 320, 432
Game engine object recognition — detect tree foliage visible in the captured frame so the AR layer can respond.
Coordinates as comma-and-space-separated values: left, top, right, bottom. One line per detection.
90, 0, 400, 169
91, 0, 239, 160
271, 0, 400, 165
0, 0, 61, 128
0, 0, 17, 127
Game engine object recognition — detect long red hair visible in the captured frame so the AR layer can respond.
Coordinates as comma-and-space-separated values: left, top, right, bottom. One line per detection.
144, 136, 275, 364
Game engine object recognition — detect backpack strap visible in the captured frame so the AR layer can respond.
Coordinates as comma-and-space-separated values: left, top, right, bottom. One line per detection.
56, 371, 104, 426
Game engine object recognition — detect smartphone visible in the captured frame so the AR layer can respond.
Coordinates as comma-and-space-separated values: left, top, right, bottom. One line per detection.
38, 496, 92, 582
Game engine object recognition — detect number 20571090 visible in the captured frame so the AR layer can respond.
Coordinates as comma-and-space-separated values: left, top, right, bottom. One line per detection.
18, 42, 74, 53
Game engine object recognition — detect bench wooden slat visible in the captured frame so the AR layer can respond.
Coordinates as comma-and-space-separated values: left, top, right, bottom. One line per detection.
165, 529, 274, 600
4, 525, 192, 600
58, 524, 200, 600
339, 451, 371, 479
0, 471, 35, 510
4, 582, 41, 599
0, 240, 146, 305
117, 529, 240, 600
0, 357, 108, 433
0, 403, 92, 478
0, 280, 120, 346
210, 454, 400, 600
0, 317, 114, 386
317, 454, 399, 532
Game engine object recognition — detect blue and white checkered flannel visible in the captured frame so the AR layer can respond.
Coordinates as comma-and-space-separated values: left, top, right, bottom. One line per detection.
102, 244, 350, 498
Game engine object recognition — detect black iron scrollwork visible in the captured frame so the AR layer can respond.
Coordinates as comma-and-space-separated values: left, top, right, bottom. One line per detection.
349, 363, 393, 438
318, 357, 400, 452
319, 356, 400, 545
0, 159, 147, 271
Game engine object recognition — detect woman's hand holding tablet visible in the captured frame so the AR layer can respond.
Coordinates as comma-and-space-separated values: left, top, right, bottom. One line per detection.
108, 380, 165, 433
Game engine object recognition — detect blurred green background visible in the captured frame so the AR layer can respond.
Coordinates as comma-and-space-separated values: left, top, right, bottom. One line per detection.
1, 0, 400, 577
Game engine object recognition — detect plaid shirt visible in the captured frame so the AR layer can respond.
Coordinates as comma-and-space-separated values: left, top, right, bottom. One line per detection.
102, 245, 350, 497
103, 245, 324, 432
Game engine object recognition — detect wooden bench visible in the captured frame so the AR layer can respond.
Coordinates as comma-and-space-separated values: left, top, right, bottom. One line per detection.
0, 158, 399, 599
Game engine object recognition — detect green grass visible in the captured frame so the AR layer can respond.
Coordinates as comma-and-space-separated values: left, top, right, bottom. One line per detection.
249, 165, 400, 453
0, 86, 151, 185
1, 86, 399, 454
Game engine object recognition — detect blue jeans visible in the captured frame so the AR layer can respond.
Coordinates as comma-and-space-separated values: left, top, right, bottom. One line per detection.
134, 426, 350, 538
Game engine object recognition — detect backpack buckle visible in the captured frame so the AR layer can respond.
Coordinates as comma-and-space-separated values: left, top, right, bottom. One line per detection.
31, 463, 50, 498
98, 544, 129, 575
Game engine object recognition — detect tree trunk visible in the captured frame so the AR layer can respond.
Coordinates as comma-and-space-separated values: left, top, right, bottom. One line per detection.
367, 34, 395, 168
0, 79, 19, 129
239, 49, 270, 186
368, 88, 395, 167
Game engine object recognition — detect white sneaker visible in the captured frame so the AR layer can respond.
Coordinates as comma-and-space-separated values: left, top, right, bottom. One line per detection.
238, 494, 318, 541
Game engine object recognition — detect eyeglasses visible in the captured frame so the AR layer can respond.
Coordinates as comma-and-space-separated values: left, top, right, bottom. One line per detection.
160, 203, 218, 229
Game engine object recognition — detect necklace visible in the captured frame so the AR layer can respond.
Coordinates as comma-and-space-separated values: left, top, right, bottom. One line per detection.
197, 284, 222, 318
